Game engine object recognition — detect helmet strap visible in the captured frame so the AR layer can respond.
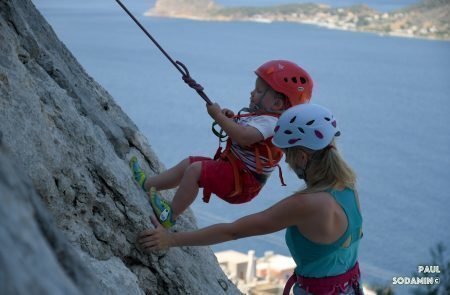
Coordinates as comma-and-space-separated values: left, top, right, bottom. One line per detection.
293, 166, 307, 181
296, 157, 311, 181
295, 150, 319, 182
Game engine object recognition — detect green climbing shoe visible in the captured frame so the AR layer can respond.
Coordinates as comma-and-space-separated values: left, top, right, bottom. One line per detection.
129, 156, 147, 190
149, 187, 175, 228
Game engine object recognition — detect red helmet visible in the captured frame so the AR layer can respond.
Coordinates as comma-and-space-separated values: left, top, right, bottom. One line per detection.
255, 60, 313, 106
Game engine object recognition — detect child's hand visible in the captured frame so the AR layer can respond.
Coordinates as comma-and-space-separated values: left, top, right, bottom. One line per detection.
206, 102, 222, 119
138, 215, 173, 252
221, 108, 235, 118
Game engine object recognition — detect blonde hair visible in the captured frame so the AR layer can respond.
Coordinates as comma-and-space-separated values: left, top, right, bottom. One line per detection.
285, 139, 356, 193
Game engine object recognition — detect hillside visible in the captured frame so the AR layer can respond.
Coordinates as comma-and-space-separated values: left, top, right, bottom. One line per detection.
148, 0, 217, 18
148, 0, 450, 40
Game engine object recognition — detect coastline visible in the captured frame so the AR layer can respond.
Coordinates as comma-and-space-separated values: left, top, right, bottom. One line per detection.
145, 0, 450, 42
144, 10, 448, 42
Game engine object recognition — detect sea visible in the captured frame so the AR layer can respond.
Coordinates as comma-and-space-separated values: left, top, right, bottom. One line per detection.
33, 0, 450, 292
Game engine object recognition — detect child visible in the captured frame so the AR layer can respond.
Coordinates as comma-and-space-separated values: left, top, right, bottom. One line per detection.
131, 60, 313, 228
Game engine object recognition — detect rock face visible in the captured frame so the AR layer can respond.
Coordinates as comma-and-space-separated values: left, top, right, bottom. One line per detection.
0, 0, 239, 294
0, 142, 99, 295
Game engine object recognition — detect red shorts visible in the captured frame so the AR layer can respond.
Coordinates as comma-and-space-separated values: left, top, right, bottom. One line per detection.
189, 156, 262, 204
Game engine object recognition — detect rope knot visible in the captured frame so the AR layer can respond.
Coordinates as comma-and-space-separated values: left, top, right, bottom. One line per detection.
182, 75, 204, 92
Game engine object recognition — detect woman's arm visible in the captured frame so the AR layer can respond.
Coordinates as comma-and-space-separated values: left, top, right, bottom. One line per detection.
138, 194, 310, 252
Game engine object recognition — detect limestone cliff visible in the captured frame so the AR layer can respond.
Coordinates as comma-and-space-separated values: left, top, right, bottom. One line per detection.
0, 0, 240, 294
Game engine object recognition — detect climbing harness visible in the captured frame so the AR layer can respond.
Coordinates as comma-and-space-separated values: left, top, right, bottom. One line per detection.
114, 0, 212, 105
204, 111, 286, 203
283, 262, 362, 295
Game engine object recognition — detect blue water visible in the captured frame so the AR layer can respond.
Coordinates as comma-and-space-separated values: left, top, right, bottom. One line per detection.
33, 0, 450, 292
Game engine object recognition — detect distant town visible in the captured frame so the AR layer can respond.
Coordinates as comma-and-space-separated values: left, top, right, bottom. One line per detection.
215, 249, 377, 294
147, 0, 450, 40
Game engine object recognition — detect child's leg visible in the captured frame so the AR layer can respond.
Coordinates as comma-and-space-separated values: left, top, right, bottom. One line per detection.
170, 161, 202, 219
143, 158, 190, 191
130, 156, 190, 191
163, 157, 236, 220
149, 160, 203, 228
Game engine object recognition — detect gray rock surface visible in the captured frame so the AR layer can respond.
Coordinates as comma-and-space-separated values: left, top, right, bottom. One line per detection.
0, 144, 98, 295
0, 0, 240, 294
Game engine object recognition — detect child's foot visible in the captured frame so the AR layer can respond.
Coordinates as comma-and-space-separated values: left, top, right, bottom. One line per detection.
129, 156, 146, 190
149, 187, 175, 228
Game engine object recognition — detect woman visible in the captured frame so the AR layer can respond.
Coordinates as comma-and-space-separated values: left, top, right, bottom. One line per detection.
138, 104, 363, 295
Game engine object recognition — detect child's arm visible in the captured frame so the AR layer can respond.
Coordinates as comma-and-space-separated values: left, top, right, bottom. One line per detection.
207, 103, 263, 146
138, 193, 314, 252
221, 108, 234, 118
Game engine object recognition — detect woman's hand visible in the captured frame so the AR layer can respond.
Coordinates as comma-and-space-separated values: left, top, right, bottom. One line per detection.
138, 216, 173, 252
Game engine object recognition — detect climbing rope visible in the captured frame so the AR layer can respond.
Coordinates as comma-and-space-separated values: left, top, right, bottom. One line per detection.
114, 0, 212, 105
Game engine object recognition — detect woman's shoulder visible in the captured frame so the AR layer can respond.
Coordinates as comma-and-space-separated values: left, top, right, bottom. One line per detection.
285, 191, 335, 213
291, 190, 335, 201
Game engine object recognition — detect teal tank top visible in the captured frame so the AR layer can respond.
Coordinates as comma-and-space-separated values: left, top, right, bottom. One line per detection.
285, 188, 363, 278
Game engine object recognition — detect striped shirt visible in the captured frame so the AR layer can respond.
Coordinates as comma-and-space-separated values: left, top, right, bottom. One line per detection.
230, 115, 278, 176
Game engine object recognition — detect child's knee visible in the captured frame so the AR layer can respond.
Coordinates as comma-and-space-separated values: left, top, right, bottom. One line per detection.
179, 157, 194, 169
185, 161, 202, 178
173, 158, 191, 173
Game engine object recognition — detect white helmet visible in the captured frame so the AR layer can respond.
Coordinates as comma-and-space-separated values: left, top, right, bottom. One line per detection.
272, 104, 340, 150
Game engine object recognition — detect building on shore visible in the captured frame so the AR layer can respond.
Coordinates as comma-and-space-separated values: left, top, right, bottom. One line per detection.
215, 249, 377, 295
215, 249, 295, 294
